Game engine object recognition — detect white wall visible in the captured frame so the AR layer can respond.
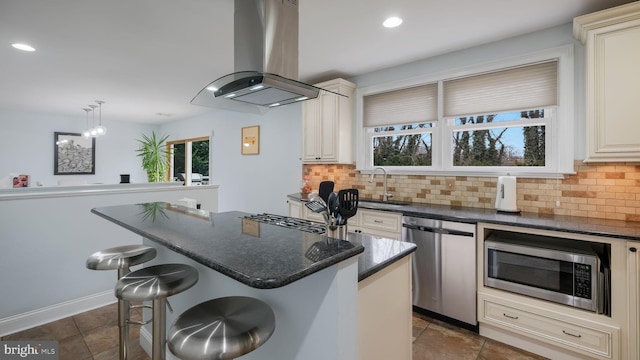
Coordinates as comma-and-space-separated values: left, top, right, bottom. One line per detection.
350, 23, 587, 160
0, 105, 303, 215
0, 185, 218, 336
159, 104, 302, 215
0, 110, 157, 186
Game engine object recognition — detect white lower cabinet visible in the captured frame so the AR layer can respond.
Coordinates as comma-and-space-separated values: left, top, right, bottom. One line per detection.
288, 199, 402, 240
287, 199, 302, 218
479, 292, 619, 359
351, 209, 402, 240
476, 223, 629, 360
629, 241, 640, 360
358, 255, 412, 360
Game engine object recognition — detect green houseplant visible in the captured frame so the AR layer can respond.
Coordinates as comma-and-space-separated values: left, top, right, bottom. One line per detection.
136, 131, 171, 182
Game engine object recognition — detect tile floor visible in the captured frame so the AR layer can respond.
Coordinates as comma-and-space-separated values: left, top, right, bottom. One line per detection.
1, 303, 149, 360
412, 312, 548, 360
2, 304, 548, 360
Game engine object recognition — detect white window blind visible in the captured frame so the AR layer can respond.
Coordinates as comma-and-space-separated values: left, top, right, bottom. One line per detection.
443, 60, 558, 117
363, 83, 438, 127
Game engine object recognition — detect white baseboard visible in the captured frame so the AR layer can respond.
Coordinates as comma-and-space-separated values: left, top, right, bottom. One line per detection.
0, 291, 116, 337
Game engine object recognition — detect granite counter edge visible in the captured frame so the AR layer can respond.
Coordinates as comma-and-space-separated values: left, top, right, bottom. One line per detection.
91, 207, 365, 289
288, 194, 640, 241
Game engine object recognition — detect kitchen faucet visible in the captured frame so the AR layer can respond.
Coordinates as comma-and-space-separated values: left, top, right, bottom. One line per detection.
368, 167, 393, 201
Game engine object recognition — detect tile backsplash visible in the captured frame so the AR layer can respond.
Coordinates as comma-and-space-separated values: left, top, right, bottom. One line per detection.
302, 161, 640, 222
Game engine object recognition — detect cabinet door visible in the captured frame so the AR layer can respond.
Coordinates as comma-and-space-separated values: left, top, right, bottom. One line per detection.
288, 200, 302, 218
318, 91, 338, 161
629, 241, 640, 360
301, 99, 320, 162
580, 13, 640, 161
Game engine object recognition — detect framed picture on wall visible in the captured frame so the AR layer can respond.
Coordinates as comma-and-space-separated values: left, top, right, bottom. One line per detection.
54, 132, 96, 175
241, 125, 260, 155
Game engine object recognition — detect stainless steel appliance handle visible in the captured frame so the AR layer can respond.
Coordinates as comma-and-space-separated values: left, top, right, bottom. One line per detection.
402, 223, 438, 233
402, 223, 473, 237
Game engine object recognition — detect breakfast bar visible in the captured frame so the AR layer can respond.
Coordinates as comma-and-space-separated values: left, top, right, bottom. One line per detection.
91, 202, 416, 360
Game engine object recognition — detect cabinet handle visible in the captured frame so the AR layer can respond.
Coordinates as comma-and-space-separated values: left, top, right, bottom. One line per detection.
631, 247, 637, 253
562, 330, 582, 338
374, 220, 383, 223
502, 313, 518, 320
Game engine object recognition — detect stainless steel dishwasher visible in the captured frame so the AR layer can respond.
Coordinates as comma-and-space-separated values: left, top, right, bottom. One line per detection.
402, 216, 477, 328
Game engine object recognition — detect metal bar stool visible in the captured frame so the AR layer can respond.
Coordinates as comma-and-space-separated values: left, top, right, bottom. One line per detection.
86, 244, 157, 360
116, 263, 199, 360
167, 296, 276, 360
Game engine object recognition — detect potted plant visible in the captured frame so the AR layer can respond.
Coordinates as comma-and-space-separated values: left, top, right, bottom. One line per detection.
136, 131, 171, 182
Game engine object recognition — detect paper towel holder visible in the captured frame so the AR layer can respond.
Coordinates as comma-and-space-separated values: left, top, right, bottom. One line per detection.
495, 175, 521, 214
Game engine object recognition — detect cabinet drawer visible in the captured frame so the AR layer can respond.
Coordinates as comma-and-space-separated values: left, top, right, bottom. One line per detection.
359, 210, 401, 234
483, 299, 615, 358
351, 227, 401, 241
304, 209, 326, 224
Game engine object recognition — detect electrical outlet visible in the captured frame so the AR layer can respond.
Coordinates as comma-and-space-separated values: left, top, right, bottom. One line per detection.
556, 200, 561, 207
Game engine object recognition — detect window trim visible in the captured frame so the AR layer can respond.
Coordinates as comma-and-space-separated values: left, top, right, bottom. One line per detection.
355, 45, 574, 178
167, 136, 210, 185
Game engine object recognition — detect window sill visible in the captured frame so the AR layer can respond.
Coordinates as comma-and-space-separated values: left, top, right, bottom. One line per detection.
356, 168, 573, 179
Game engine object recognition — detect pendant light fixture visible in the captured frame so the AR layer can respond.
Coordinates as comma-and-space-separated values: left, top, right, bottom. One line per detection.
82, 108, 92, 138
95, 100, 107, 135
88, 104, 98, 137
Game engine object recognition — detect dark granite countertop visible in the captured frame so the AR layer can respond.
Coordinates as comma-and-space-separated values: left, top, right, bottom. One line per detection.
346, 232, 416, 281
91, 202, 365, 289
289, 193, 640, 241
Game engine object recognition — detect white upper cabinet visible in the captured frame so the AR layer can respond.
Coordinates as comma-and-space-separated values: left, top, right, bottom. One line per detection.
302, 78, 355, 164
574, 2, 640, 162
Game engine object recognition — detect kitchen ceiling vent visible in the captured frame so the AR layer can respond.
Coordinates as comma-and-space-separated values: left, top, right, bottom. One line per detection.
191, 0, 336, 113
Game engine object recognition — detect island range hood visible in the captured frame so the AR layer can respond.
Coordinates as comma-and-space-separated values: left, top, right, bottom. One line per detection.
191, 0, 328, 113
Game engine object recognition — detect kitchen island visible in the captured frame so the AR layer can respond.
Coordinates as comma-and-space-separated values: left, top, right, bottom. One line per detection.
0, 183, 219, 337
91, 202, 416, 360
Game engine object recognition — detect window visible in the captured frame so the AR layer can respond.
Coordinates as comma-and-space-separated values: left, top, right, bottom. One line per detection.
168, 137, 210, 185
358, 46, 573, 177
373, 123, 433, 166
449, 109, 549, 167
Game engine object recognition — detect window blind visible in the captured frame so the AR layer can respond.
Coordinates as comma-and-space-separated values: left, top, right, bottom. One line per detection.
363, 83, 438, 127
443, 60, 558, 117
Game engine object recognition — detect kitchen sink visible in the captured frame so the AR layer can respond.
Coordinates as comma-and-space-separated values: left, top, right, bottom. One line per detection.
359, 199, 412, 211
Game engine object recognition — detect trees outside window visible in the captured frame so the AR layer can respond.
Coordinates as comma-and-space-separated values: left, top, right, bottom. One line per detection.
168, 137, 209, 183
367, 108, 550, 170
373, 124, 432, 166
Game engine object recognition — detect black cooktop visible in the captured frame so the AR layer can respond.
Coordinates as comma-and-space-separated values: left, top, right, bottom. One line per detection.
244, 213, 326, 234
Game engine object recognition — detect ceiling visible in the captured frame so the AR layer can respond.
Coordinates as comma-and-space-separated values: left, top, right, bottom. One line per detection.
0, 0, 634, 124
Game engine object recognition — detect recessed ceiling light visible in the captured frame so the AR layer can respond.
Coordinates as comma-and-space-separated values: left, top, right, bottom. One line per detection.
11, 43, 36, 52
383, 17, 403, 28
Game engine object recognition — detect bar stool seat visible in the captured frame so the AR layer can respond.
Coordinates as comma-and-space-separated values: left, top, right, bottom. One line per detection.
168, 296, 275, 360
86, 244, 156, 360
115, 263, 198, 301
116, 263, 199, 360
86, 244, 157, 277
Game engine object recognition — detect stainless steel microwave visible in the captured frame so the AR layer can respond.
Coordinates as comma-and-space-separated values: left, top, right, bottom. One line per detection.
484, 230, 610, 315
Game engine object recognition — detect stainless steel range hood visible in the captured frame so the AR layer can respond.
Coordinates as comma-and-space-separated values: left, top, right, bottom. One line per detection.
191, 0, 327, 113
